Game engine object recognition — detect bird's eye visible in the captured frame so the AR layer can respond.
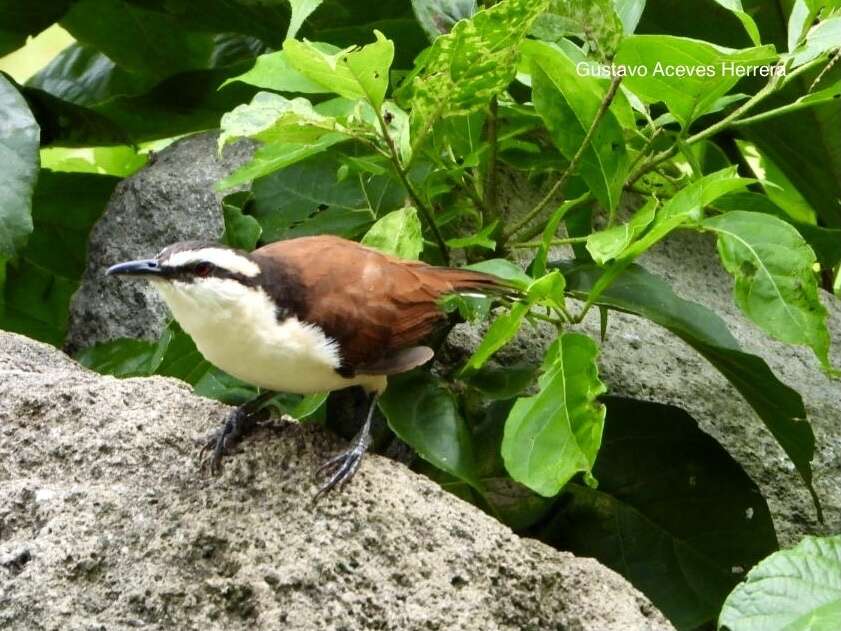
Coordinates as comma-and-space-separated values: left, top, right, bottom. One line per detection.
195, 262, 212, 278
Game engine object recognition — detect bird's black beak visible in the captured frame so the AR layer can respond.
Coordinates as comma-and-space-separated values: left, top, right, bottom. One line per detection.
106, 259, 163, 278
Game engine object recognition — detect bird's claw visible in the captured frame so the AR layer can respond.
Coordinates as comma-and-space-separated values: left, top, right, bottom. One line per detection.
312, 444, 366, 503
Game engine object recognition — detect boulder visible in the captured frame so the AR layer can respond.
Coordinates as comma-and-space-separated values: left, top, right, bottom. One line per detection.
0, 331, 673, 631
64, 132, 255, 354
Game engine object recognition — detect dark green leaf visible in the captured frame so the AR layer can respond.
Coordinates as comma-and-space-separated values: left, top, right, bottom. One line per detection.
526, 40, 628, 213
541, 396, 778, 630
713, 0, 762, 46
76, 338, 160, 378
380, 370, 481, 489
287, 0, 324, 39
560, 261, 821, 516
0, 0, 70, 56
0, 75, 39, 261
60, 0, 216, 78
719, 534, 841, 631
502, 333, 606, 496
464, 363, 537, 400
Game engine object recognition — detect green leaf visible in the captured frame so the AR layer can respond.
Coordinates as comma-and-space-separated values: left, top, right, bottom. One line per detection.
60, 0, 216, 78
719, 535, 841, 631
788, 0, 819, 52
399, 0, 549, 130
411, 0, 478, 40
713, 0, 762, 46
526, 40, 628, 213
464, 363, 536, 400
379, 370, 481, 489
283, 30, 394, 107
76, 338, 160, 378
586, 196, 656, 264
531, 193, 590, 278
704, 211, 833, 372
460, 302, 530, 374
221, 46, 338, 93
0, 75, 39, 262
542, 397, 778, 630
219, 92, 344, 149
614, 35, 777, 127
464, 258, 532, 289
560, 261, 821, 516
287, 0, 323, 39
249, 152, 403, 241
360, 206, 423, 259
502, 332, 606, 496
222, 197, 262, 251
445, 221, 497, 251
715, 192, 841, 271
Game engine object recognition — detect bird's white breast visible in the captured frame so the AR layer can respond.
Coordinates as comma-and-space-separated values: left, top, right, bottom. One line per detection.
153, 278, 372, 394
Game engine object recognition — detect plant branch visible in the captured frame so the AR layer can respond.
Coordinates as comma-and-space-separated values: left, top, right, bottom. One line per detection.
503, 75, 623, 242
374, 107, 450, 263
484, 96, 500, 223
511, 236, 590, 249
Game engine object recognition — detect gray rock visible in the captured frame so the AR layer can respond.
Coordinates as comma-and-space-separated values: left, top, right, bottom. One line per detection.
0, 331, 673, 631
446, 229, 841, 546
64, 132, 255, 354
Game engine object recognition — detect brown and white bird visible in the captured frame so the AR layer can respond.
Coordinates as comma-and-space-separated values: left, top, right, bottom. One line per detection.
107, 235, 504, 496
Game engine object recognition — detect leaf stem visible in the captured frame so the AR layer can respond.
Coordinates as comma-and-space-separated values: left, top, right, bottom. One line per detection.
511, 236, 590, 249
374, 107, 450, 263
502, 74, 623, 243
484, 96, 500, 223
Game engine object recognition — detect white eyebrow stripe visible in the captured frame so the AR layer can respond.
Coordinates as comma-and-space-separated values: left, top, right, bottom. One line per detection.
166, 248, 260, 277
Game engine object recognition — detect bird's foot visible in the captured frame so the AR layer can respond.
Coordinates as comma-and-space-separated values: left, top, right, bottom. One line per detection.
198, 401, 266, 475
313, 436, 369, 502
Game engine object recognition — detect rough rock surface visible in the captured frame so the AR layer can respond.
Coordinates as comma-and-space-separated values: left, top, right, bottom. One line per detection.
64, 132, 255, 354
447, 230, 841, 546
0, 332, 673, 631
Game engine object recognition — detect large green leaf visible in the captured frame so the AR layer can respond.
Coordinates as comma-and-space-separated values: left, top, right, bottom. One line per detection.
502, 332, 606, 496
283, 31, 394, 107
221, 46, 338, 93
703, 211, 833, 372
526, 40, 628, 213
379, 370, 482, 489
586, 196, 656, 264
614, 35, 776, 127
360, 206, 423, 259
542, 396, 778, 630
398, 0, 549, 130
0, 75, 39, 265
719, 535, 841, 631
0, 171, 118, 346
61, 0, 217, 78
0, 0, 70, 56
560, 262, 821, 516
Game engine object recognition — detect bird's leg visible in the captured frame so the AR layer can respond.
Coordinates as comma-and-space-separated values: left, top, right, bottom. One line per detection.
314, 390, 379, 501
199, 390, 276, 475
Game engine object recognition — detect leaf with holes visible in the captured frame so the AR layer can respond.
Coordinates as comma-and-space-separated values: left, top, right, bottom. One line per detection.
502, 332, 606, 496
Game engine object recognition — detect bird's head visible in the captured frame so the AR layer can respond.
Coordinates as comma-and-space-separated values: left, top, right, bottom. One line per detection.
106, 241, 264, 312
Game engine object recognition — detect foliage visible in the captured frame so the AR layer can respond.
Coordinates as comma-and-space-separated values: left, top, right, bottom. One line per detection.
2, 1, 841, 629
718, 535, 841, 631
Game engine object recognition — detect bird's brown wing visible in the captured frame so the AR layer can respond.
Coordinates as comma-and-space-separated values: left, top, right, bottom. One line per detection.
252, 235, 503, 375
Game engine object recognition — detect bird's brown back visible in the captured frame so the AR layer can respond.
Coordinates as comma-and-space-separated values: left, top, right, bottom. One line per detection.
251, 235, 504, 374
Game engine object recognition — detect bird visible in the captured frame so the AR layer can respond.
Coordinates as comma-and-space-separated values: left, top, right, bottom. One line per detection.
106, 235, 506, 498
